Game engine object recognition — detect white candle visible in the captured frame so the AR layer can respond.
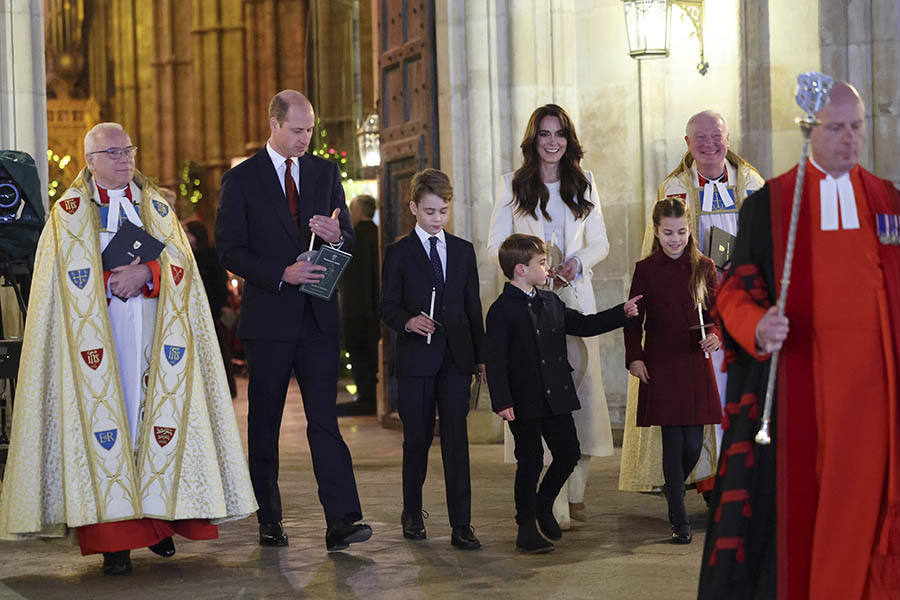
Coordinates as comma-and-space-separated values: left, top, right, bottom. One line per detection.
698, 301, 710, 359
427, 287, 436, 345
308, 208, 341, 253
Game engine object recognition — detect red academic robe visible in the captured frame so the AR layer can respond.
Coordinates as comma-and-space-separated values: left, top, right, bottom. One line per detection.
699, 162, 900, 599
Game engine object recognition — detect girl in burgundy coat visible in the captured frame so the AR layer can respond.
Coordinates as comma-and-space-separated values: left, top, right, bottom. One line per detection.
624, 197, 722, 544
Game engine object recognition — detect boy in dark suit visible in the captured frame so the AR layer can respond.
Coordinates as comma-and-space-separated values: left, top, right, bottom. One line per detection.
380, 168, 485, 550
485, 234, 640, 553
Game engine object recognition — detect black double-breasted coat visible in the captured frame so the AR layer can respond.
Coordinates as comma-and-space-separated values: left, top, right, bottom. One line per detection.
485, 283, 626, 420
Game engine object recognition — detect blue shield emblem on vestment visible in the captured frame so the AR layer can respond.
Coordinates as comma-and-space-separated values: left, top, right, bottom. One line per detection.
153, 199, 169, 217
68, 268, 90, 289
164, 344, 185, 366
94, 428, 117, 451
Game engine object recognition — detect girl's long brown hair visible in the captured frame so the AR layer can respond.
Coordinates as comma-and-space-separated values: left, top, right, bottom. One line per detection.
651, 197, 711, 308
510, 104, 593, 221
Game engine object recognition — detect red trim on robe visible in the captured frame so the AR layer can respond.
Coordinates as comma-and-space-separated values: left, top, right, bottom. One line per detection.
709, 537, 746, 566
718, 440, 754, 477
77, 518, 217, 555
142, 260, 160, 298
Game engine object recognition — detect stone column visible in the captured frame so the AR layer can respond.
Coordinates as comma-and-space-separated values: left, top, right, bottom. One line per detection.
738, 0, 773, 177
436, 0, 513, 443
819, 0, 900, 185
152, 0, 197, 190
508, 0, 580, 137
243, 0, 309, 153
191, 0, 246, 224
0, 0, 49, 212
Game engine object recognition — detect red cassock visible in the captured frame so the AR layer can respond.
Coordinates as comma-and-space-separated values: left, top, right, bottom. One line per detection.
624, 250, 722, 427
700, 162, 900, 600
78, 519, 218, 555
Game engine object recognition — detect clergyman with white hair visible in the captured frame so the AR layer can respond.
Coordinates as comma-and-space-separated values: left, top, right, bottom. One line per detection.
0, 122, 256, 576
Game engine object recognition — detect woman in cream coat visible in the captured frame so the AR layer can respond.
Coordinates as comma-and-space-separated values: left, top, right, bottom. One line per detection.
487, 104, 612, 529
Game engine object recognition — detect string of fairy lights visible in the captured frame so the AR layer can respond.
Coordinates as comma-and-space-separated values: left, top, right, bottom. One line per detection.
46, 148, 73, 198
310, 118, 351, 181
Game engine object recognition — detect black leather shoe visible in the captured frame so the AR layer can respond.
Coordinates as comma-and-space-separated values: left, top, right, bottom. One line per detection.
148, 536, 175, 557
326, 519, 373, 551
259, 522, 289, 547
516, 522, 554, 554
671, 524, 692, 544
401, 509, 426, 540
536, 508, 562, 541
102, 550, 132, 576
450, 526, 481, 550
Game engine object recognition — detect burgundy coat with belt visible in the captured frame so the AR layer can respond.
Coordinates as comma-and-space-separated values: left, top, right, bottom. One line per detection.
624, 249, 721, 427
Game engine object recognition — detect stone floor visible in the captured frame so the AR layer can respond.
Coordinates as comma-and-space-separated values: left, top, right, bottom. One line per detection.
0, 377, 707, 599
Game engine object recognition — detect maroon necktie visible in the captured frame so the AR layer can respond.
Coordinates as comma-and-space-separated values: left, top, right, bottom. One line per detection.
284, 158, 300, 234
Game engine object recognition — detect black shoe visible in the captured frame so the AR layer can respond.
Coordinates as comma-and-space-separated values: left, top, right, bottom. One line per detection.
450, 526, 481, 550
326, 518, 373, 551
401, 509, 427, 540
335, 402, 376, 416
259, 522, 289, 547
102, 550, 132, 576
516, 522, 554, 554
148, 536, 175, 557
671, 524, 692, 544
536, 508, 562, 541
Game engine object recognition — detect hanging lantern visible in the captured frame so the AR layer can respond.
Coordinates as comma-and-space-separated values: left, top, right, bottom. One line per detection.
622, 0, 709, 75
623, 0, 672, 59
356, 109, 381, 168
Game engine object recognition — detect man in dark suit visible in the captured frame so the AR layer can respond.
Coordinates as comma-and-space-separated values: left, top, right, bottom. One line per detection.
337, 194, 380, 416
215, 90, 371, 552
380, 169, 485, 550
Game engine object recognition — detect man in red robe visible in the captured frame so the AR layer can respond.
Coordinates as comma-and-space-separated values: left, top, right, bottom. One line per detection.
699, 81, 900, 599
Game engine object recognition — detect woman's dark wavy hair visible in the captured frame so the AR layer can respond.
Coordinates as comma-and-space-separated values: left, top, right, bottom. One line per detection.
510, 104, 593, 221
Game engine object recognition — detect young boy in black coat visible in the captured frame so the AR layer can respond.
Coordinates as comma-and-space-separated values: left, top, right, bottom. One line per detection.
485, 234, 640, 553
380, 169, 485, 550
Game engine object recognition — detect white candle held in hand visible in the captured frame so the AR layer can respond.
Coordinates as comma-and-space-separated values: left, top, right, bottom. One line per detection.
698, 301, 710, 359
307, 208, 341, 253
427, 287, 436, 345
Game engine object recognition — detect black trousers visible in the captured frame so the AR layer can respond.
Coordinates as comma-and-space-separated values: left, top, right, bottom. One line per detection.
245, 308, 363, 526
660, 424, 704, 527
508, 413, 580, 524
397, 362, 472, 527
343, 317, 379, 404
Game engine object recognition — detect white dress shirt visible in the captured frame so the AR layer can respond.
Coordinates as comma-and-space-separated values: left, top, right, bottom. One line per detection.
266, 142, 300, 197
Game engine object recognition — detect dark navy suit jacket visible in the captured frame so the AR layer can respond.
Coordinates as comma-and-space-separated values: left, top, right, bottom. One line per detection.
215, 148, 354, 340
380, 230, 485, 377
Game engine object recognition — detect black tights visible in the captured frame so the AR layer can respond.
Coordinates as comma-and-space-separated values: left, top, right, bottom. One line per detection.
660, 425, 704, 527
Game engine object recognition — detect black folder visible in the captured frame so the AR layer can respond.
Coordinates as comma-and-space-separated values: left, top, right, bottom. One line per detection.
101, 221, 165, 270
708, 226, 736, 269
298, 245, 352, 301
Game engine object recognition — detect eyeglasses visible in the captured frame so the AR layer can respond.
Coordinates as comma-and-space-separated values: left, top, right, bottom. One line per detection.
88, 146, 138, 160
